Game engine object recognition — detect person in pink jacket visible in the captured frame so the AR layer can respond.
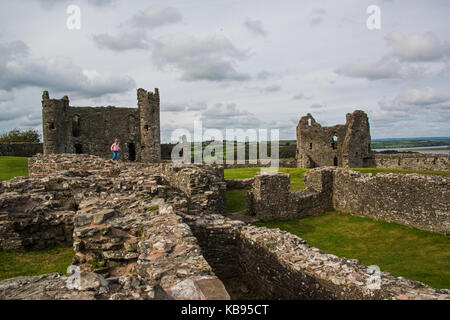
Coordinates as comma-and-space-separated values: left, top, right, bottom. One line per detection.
111, 139, 120, 161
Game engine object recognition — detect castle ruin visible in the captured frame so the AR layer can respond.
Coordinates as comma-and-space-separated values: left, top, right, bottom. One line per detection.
42, 88, 161, 163
296, 110, 372, 168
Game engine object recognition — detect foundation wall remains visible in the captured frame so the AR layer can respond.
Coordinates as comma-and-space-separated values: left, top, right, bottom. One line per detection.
183, 213, 449, 300
246, 171, 333, 221
247, 167, 450, 234
0, 143, 43, 157
1, 154, 449, 299
332, 168, 450, 234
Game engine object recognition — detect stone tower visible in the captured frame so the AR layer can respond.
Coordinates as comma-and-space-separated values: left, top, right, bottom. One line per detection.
42, 91, 70, 155
296, 110, 372, 168
138, 88, 161, 163
41, 88, 161, 162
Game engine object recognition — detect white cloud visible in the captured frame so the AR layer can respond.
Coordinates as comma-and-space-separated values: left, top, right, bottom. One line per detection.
201, 103, 262, 129
385, 32, 450, 62
92, 31, 149, 51
151, 33, 250, 82
132, 6, 182, 29
0, 40, 135, 98
336, 58, 403, 80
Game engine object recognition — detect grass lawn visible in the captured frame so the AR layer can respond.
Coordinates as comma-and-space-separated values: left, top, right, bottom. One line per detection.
225, 167, 309, 192
254, 211, 450, 289
0, 247, 74, 281
0, 156, 28, 181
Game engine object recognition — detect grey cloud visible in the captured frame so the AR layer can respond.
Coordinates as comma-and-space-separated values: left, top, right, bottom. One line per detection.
256, 71, 272, 80
32, 0, 118, 8
93, 31, 149, 51
292, 93, 312, 100
310, 8, 326, 26
260, 85, 281, 93
201, 103, 263, 129
162, 104, 186, 112
336, 57, 403, 80
0, 104, 28, 122
0, 90, 15, 103
379, 88, 450, 112
310, 103, 324, 109
244, 19, 267, 37
385, 32, 450, 62
0, 40, 136, 98
88, 0, 118, 6
132, 6, 182, 29
151, 33, 250, 82
187, 102, 208, 111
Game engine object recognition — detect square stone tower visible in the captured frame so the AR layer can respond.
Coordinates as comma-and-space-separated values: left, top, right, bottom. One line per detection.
296, 110, 372, 168
42, 88, 161, 163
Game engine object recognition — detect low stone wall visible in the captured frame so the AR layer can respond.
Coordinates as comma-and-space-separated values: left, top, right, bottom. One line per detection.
247, 167, 450, 234
161, 164, 226, 216
182, 213, 449, 299
0, 143, 43, 157
246, 172, 333, 221
332, 169, 450, 234
373, 153, 450, 171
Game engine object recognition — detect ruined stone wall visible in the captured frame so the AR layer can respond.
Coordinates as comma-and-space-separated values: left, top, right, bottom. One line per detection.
246, 172, 333, 221
0, 143, 43, 157
183, 213, 449, 300
161, 164, 226, 216
138, 88, 161, 163
296, 110, 372, 168
247, 167, 449, 234
373, 153, 450, 171
332, 169, 450, 234
1, 154, 449, 299
42, 89, 161, 163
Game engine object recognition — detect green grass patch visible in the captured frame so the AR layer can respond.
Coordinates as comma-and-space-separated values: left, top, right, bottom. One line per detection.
224, 167, 309, 192
352, 168, 450, 178
254, 211, 450, 289
226, 189, 248, 215
0, 156, 28, 181
0, 247, 74, 281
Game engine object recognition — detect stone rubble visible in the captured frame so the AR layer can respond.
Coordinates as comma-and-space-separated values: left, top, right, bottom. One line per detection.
0, 154, 448, 300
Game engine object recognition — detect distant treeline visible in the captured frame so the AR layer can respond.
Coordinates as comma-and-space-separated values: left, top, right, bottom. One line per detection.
164, 138, 450, 160
371, 139, 450, 149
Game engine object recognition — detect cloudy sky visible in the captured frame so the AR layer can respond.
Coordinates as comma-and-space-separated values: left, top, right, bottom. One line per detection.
0, 0, 449, 141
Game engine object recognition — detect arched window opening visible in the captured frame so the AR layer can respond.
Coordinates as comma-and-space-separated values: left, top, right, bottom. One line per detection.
72, 115, 81, 137
145, 125, 149, 131
334, 156, 338, 166
309, 143, 313, 150
307, 118, 312, 126
48, 122, 55, 130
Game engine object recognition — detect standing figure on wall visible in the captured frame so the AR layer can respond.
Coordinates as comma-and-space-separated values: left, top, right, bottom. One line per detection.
111, 139, 120, 161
